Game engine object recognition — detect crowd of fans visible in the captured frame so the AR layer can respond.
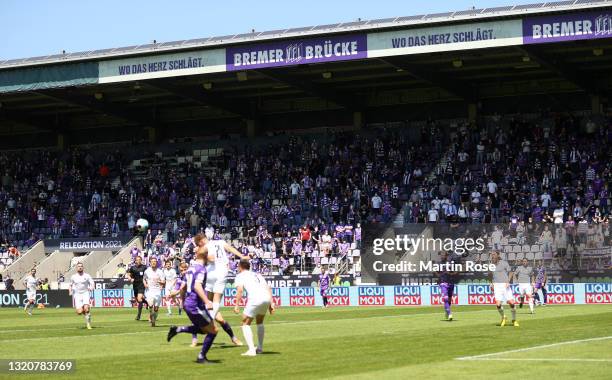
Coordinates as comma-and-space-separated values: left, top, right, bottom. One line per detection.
405, 113, 611, 227
117, 223, 363, 278
432, 221, 611, 278
1, 111, 611, 279
0, 129, 441, 274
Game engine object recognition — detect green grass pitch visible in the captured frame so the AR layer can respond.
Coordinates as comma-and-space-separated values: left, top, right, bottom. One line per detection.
0, 305, 610, 379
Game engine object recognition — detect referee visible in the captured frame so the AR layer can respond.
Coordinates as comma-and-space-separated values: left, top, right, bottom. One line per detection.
127, 256, 148, 320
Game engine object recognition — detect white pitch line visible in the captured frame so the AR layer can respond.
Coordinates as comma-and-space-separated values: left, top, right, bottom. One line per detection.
463, 358, 612, 362
456, 336, 612, 361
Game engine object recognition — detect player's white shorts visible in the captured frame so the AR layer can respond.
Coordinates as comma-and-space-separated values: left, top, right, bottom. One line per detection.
26, 290, 36, 301
518, 283, 533, 296
146, 291, 162, 307
205, 270, 228, 294
73, 292, 91, 309
243, 301, 271, 318
493, 283, 514, 303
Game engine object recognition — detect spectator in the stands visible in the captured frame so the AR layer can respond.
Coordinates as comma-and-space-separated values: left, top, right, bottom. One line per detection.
116, 261, 126, 278
4, 275, 14, 290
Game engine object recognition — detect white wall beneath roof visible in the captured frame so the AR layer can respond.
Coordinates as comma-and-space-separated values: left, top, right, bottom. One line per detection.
367, 19, 523, 58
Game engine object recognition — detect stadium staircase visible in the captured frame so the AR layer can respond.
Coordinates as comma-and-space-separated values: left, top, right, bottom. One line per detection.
96, 237, 142, 278
0, 240, 46, 281
394, 145, 455, 227
16, 249, 74, 289
63, 251, 113, 279
334, 258, 350, 274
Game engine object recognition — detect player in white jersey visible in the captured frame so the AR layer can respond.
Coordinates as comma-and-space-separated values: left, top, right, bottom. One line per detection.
490, 251, 518, 327
515, 258, 535, 314
162, 260, 178, 316
194, 232, 244, 346
234, 259, 274, 356
203, 228, 245, 315
23, 268, 39, 316
69, 263, 95, 329
143, 257, 165, 327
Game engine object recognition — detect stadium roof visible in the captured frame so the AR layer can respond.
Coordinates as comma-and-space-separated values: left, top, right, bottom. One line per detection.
0, 0, 611, 70
2, 1, 612, 147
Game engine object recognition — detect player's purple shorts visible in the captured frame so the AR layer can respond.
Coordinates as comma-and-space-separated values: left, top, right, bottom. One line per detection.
440, 283, 455, 299
534, 282, 543, 290
320, 287, 329, 297
184, 305, 213, 329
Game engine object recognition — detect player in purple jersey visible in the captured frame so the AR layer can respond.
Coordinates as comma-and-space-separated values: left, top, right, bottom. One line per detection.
318, 267, 330, 309
438, 251, 459, 321
167, 262, 200, 346
196, 232, 243, 347
533, 260, 548, 306
167, 248, 218, 364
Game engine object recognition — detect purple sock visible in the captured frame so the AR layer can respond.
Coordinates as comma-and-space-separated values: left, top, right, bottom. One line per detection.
221, 322, 235, 339
199, 333, 217, 359
177, 325, 200, 335
444, 297, 451, 315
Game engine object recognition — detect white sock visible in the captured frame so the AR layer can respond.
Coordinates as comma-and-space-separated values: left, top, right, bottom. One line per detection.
84, 314, 89, 324
24, 303, 29, 311
167, 304, 172, 313
529, 298, 534, 312
511, 306, 516, 321
497, 306, 504, 317
241, 325, 255, 351
257, 324, 265, 351
211, 301, 220, 319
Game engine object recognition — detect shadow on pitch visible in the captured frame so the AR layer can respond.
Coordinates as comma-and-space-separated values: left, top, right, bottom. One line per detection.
195, 359, 222, 364
216, 343, 243, 349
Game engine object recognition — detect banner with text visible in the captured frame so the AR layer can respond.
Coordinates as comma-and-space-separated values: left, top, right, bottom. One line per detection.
44, 237, 131, 253
226, 34, 367, 71
99, 49, 226, 83
361, 223, 611, 285
0, 290, 72, 308
523, 10, 612, 44
367, 19, 523, 58
88, 283, 609, 307
224, 274, 354, 288
90, 274, 353, 289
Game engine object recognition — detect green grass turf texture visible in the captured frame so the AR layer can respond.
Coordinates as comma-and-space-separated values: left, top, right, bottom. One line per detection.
0, 305, 610, 379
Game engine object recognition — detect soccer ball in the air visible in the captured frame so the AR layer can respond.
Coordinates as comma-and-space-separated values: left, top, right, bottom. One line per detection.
136, 218, 149, 233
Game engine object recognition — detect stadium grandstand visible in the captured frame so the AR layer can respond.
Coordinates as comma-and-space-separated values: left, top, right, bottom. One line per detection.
0, 0, 611, 291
